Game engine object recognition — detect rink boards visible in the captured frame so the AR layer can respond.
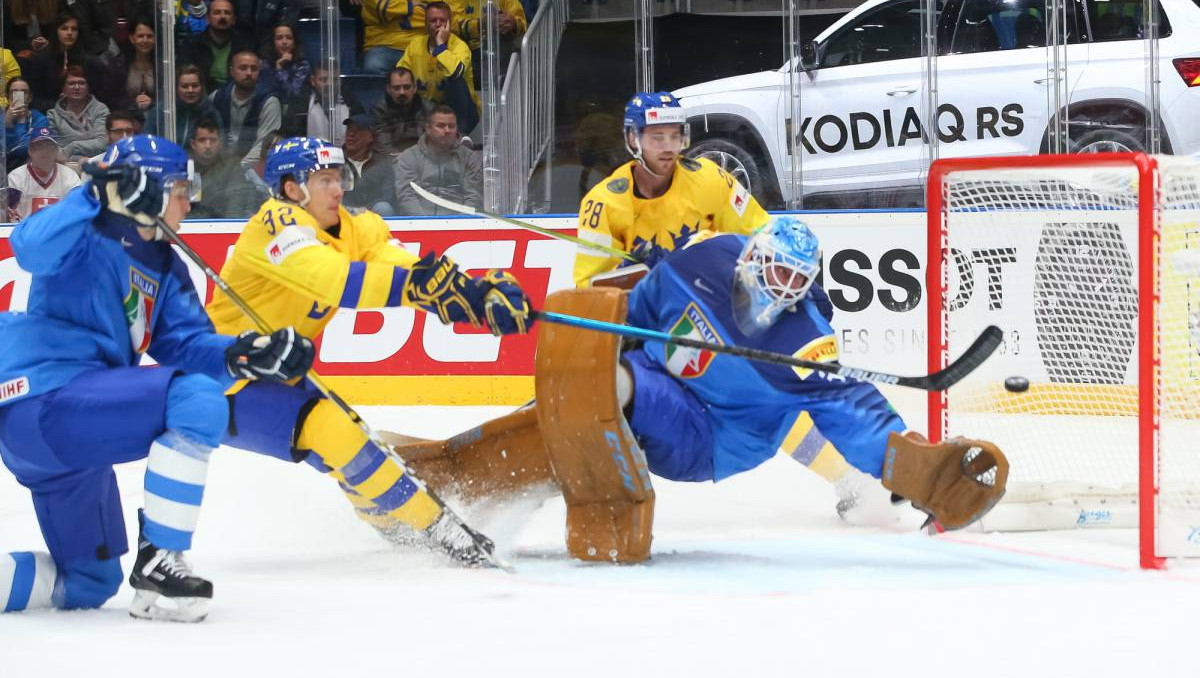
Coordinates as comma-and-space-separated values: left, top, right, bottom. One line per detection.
0, 212, 929, 404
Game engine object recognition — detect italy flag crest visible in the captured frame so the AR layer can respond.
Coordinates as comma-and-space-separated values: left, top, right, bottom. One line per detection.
665, 302, 721, 378
124, 267, 159, 354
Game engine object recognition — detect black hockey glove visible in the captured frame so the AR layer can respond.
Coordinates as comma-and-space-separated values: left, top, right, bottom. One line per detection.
225, 328, 315, 382
83, 162, 164, 227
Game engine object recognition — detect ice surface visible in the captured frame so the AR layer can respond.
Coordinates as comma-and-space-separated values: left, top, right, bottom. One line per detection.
2, 405, 1197, 677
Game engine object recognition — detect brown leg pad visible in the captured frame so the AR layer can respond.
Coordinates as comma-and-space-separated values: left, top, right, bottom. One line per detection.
881, 431, 1010, 530
382, 407, 558, 504
537, 287, 655, 563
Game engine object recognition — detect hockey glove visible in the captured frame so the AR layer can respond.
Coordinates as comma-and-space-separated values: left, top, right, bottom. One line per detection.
404, 252, 486, 326
84, 162, 164, 228
225, 328, 315, 382
479, 270, 533, 335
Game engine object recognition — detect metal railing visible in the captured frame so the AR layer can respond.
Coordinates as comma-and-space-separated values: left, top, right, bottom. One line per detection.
483, 0, 568, 214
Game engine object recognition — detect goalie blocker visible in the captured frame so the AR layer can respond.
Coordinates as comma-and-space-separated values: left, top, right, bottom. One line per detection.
385, 288, 1007, 561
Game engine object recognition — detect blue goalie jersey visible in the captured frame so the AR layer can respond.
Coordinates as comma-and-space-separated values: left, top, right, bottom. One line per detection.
626, 233, 906, 481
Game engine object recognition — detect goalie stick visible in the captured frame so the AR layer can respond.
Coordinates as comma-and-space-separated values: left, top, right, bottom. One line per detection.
159, 221, 509, 570
409, 182, 639, 262
533, 310, 1003, 392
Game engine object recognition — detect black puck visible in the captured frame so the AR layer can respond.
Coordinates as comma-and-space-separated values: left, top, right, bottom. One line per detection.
1004, 376, 1030, 393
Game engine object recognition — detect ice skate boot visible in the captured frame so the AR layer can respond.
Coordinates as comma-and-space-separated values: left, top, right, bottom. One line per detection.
128, 516, 212, 623
425, 512, 499, 568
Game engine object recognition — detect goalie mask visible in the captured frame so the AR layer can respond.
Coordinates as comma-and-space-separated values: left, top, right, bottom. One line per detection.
732, 217, 821, 335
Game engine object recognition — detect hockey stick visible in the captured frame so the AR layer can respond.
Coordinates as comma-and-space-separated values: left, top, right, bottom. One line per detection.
409, 182, 639, 262
532, 310, 1002, 392
159, 222, 508, 570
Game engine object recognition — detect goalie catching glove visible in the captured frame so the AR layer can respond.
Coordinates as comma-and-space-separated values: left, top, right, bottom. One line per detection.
84, 162, 165, 228
225, 327, 315, 382
404, 253, 533, 335
880, 431, 1009, 530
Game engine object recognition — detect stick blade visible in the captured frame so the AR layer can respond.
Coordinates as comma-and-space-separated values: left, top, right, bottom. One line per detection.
916, 325, 1004, 391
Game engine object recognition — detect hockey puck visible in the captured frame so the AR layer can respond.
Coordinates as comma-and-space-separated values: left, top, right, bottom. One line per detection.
1004, 376, 1030, 393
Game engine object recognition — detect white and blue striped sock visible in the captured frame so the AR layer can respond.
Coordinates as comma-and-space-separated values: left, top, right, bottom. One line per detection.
142, 431, 212, 551
1, 551, 58, 612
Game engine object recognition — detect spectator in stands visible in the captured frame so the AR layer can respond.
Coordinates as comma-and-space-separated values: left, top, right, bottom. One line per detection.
372, 67, 432, 155
68, 0, 120, 65
117, 17, 158, 115
243, 130, 285, 205
342, 113, 396, 215
127, 1, 209, 37
393, 105, 481, 216
399, 2, 480, 137
81, 110, 141, 164
5, 127, 81, 222
361, 0, 426, 75
145, 65, 220, 144
0, 48, 21, 110
451, 0, 526, 89
24, 13, 103, 112
210, 50, 282, 165
3, 79, 49, 168
230, 0, 303, 46
302, 65, 354, 146
47, 65, 110, 164
3, 0, 59, 57
179, 0, 254, 92
257, 23, 312, 107
188, 116, 256, 218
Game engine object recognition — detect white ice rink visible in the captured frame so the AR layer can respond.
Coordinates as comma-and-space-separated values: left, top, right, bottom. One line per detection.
2, 404, 1198, 678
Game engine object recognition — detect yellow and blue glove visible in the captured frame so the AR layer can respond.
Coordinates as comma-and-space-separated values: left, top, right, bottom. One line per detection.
404, 253, 532, 336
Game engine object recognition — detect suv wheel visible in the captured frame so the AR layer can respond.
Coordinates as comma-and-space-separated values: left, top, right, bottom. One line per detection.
687, 138, 769, 204
1069, 127, 1146, 154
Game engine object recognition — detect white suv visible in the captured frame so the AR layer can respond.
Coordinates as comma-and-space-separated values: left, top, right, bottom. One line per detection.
674, 0, 1200, 208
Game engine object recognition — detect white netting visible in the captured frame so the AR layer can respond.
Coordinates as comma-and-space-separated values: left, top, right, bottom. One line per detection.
935, 156, 1200, 558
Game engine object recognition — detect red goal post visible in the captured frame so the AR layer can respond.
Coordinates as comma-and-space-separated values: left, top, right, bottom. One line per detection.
926, 152, 1200, 570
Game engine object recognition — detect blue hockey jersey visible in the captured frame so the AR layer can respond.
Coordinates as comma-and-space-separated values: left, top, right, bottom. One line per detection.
0, 188, 235, 407
626, 233, 906, 481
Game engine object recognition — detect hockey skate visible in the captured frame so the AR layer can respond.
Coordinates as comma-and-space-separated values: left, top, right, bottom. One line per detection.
128, 513, 213, 623
424, 512, 500, 568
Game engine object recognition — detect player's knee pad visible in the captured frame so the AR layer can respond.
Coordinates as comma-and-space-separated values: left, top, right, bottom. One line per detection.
623, 350, 714, 482
165, 373, 229, 449
1, 551, 58, 612
58, 557, 122, 610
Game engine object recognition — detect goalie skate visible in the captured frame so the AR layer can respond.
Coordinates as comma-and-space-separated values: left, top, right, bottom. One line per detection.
128, 543, 213, 623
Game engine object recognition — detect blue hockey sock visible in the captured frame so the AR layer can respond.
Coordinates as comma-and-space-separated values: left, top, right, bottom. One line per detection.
1, 551, 58, 612
143, 431, 212, 551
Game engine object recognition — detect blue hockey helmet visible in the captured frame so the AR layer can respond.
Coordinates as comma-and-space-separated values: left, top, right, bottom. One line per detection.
733, 216, 821, 333
623, 91, 690, 164
264, 136, 353, 202
99, 134, 201, 202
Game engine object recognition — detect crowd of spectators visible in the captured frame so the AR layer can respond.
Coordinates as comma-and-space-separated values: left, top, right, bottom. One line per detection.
1, 0, 532, 222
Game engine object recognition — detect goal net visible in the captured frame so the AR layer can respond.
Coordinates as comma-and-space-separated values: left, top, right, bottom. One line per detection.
927, 153, 1200, 568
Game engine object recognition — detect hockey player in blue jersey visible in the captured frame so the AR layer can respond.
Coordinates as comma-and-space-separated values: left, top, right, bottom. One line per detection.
389, 216, 1008, 563
0, 135, 314, 622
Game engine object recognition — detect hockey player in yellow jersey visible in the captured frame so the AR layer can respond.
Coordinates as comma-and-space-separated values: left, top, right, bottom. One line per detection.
573, 91, 770, 286
208, 137, 532, 565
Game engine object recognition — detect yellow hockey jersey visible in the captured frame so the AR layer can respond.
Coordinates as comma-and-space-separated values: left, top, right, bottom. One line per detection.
207, 198, 420, 339
361, 0, 426, 51
573, 157, 770, 286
